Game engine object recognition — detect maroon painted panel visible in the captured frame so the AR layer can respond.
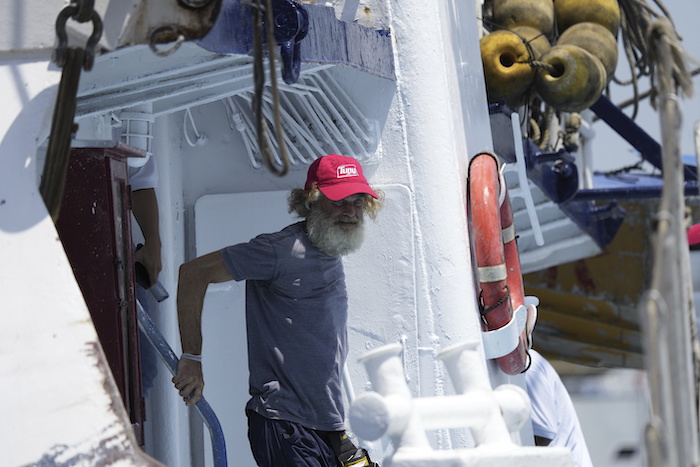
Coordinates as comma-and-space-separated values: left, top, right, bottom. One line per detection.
55, 146, 145, 444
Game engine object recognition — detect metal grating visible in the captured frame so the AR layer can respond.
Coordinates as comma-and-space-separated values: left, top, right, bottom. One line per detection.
76, 43, 381, 168
222, 69, 380, 169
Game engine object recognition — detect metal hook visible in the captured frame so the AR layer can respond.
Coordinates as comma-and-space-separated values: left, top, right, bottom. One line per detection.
149, 25, 187, 57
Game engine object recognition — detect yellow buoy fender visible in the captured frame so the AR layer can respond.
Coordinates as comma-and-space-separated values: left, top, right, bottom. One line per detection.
535, 44, 606, 112
494, 0, 554, 35
557, 22, 618, 83
480, 26, 551, 106
554, 0, 621, 36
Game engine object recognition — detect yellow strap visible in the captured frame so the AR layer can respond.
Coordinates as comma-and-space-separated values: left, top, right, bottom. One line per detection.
344, 457, 370, 467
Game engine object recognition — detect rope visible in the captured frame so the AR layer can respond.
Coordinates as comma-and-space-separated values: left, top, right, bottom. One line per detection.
562, 112, 581, 153
479, 18, 563, 149
537, 105, 555, 150
613, 67, 700, 112
528, 59, 556, 75
478, 286, 511, 320
645, 19, 700, 462
646, 18, 694, 109
251, 0, 290, 177
483, 0, 696, 128
594, 160, 645, 177
614, 0, 695, 118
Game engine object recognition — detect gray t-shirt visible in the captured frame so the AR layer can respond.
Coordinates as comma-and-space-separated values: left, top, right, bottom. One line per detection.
220, 222, 348, 431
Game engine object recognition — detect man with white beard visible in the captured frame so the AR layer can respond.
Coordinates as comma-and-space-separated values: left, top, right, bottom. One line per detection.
173, 154, 381, 467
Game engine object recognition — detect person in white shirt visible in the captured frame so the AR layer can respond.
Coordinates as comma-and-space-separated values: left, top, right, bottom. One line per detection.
525, 348, 593, 467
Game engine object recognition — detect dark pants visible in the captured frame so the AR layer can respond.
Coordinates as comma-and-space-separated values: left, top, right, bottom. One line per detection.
247, 410, 342, 467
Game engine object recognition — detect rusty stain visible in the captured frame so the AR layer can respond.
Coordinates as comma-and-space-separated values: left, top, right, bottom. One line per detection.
519, 200, 673, 368
25, 427, 162, 466
86, 341, 130, 426
20, 342, 164, 466
84, 341, 131, 435
543, 265, 558, 289
574, 259, 596, 295
364, 6, 371, 15
25, 435, 129, 466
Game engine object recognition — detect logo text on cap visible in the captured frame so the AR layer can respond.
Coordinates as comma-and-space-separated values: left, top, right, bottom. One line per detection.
336, 164, 358, 179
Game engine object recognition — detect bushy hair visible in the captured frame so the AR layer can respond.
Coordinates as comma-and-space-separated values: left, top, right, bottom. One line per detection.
288, 186, 321, 218
288, 185, 384, 220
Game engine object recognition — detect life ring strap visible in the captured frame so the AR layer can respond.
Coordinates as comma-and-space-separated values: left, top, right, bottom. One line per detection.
502, 222, 516, 244
477, 263, 507, 283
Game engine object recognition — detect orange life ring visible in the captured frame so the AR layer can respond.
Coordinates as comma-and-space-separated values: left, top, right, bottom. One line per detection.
500, 178, 530, 372
468, 151, 528, 375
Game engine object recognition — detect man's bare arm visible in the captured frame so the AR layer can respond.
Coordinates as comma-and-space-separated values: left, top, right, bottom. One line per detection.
132, 188, 162, 286
172, 250, 233, 405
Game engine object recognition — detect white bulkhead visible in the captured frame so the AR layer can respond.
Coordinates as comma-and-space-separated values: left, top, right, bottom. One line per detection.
0, 0, 575, 465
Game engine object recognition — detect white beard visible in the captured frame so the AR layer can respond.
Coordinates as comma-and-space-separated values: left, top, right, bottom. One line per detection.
306, 207, 365, 256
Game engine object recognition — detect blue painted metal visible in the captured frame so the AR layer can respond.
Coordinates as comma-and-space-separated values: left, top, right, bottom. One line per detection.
489, 94, 700, 249
137, 302, 228, 467
521, 139, 579, 204
489, 103, 580, 204
591, 95, 698, 181
562, 199, 626, 249
575, 176, 700, 200
488, 102, 624, 249
269, 0, 309, 84
195, 0, 395, 81
522, 135, 626, 248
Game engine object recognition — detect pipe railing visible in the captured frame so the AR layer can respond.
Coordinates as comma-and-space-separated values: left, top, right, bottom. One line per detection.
136, 301, 228, 467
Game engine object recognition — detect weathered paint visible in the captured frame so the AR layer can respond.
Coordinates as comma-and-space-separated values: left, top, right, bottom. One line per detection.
0, 58, 161, 466
521, 200, 697, 368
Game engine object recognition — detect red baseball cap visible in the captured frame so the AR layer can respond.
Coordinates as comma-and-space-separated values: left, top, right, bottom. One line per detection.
304, 154, 378, 201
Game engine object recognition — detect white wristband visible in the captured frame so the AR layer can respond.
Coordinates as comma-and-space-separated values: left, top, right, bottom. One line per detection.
181, 352, 202, 363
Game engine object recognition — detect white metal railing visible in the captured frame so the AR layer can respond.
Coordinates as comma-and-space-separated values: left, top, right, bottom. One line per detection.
222, 68, 379, 169
349, 342, 574, 466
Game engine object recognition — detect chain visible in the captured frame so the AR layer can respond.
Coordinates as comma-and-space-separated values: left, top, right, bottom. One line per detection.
40, 1, 103, 221
73, 0, 95, 23
40, 48, 85, 221
53, 2, 103, 71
